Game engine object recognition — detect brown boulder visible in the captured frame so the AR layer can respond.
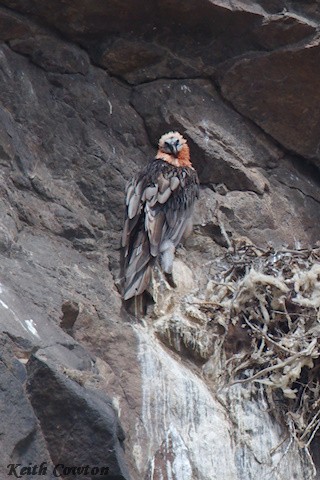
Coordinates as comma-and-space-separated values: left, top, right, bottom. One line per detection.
220, 36, 320, 162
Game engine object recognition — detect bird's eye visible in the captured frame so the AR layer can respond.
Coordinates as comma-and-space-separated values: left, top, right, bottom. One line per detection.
175, 140, 179, 146
164, 141, 170, 147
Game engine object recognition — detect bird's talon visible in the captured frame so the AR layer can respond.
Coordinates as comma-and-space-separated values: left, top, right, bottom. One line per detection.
164, 272, 177, 289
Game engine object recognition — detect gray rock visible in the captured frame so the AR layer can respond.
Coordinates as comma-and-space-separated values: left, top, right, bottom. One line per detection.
10, 35, 90, 74
0, 336, 56, 479
27, 351, 130, 479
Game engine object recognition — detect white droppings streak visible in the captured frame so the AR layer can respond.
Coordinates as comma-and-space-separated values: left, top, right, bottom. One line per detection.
135, 325, 236, 480
294, 237, 302, 250
0, 299, 9, 309
0, 289, 28, 333
134, 325, 315, 480
167, 426, 192, 480
25, 319, 40, 338
181, 85, 191, 94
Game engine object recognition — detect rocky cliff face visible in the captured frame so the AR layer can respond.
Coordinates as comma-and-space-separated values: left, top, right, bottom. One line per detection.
0, 1, 320, 479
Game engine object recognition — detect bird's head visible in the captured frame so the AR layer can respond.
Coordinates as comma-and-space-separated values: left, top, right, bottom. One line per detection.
156, 131, 192, 168
158, 131, 186, 156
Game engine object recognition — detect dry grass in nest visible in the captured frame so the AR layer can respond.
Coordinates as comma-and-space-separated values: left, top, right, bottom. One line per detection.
200, 242, 320, 448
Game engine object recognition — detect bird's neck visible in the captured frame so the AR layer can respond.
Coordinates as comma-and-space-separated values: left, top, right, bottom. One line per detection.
156, 144, 192, 168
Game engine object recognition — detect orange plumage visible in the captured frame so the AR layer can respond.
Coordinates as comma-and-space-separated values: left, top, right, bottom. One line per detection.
156, 132, 192, 168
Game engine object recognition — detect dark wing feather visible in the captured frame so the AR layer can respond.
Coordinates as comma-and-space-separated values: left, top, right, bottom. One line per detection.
160, 168, 199, 246
121, 160, 199, 300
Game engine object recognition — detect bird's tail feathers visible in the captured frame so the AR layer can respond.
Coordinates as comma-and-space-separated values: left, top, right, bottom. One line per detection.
123, 263, 152, 301
122, 264, 155, 317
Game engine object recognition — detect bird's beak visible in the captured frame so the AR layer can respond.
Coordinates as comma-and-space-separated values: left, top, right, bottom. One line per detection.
168, 143, 177, 155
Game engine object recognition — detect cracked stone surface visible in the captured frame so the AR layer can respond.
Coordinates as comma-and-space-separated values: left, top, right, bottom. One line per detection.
0, 1, 319, 479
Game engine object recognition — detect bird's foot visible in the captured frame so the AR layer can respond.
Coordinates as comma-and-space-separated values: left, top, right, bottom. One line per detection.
176, 243, 187, 257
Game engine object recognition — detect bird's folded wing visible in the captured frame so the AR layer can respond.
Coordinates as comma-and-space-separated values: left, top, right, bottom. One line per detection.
121, 162, 198, 300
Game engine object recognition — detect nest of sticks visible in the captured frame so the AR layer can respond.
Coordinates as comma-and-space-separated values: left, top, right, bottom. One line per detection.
197, 242, 320, 448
